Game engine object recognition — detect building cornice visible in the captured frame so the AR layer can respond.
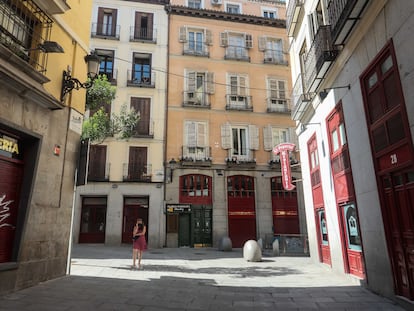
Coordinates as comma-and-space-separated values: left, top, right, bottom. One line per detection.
166, 5, 286, 28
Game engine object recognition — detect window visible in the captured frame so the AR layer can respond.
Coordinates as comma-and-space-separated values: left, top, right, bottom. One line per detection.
188, 0, 202, 9
308, 135, 321, 187
221, 32, 252, 61
88, 145, 108, 181
263, 9, 277, 18
226, 74, 249, 108
131, 53, 152, 85
259, 37, 286, 64
179, 27, 211, 56
134, 12, 153, 40
263, 125, 291, 159
268, 78, 287, 110
125, 147, 150, 181
97, 8, 117, 37
185, 71, 214, 106
221, 123, 259, 161
226, 4, 240, 14
308, 1, 323, 41
181, 175, 212, 199
96, 49, 115, 82
184, 121, 209, 160
130, 97, 151, 136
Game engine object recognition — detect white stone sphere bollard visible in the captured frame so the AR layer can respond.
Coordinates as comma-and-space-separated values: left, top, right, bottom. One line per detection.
243, 240, 262, 262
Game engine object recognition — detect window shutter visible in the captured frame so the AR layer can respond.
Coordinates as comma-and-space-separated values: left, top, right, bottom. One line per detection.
269, 79, 278, 98
239, 76, 247, 96
197, 122, 207, 147
249, 125, 259, 150
187, 71, 196, 91
179, 26, 187, 42
186, 122, 197, 147
220, 32, 228, 46
205, 29, 212, 45
206, 72, 215, 94
221, 123, 232, 149
258, 36, 266, 51
278, 80, 286, 99
263, 125, 273, 151
245, 34, 253, 48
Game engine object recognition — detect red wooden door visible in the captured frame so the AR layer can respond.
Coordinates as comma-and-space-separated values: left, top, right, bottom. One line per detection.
0, 157, 23, 263
227, 175, 256, 247
308, 134, 331, 265
327, 104, 365, 278
79, 197, 107, 243
360, 40, 414, 299
122, 197, 149, 244
271, 176, 300, 234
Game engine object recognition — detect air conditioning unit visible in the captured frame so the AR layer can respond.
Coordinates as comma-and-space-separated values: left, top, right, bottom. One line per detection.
211, 0, 222, 5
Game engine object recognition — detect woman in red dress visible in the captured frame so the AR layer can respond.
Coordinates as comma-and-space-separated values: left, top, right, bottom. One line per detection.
132, 218, 147, 269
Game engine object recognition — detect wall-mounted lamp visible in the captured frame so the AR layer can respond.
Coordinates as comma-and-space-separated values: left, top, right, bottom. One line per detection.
319, 84, 350, 101
60, 51, 100, 102
169, 158, 177, 182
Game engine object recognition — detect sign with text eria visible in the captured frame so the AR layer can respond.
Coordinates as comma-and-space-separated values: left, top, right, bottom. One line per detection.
272, 143, 296, 191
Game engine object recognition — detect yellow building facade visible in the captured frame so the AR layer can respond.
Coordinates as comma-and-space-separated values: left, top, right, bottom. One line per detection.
0, 0, 93, 294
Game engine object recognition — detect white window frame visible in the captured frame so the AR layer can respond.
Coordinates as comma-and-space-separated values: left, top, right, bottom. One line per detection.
187, 0, 203, 9
227, 73, 249, 107
225, 2, 241, 14
262, 7, 278, 19
184, 121, 209, 160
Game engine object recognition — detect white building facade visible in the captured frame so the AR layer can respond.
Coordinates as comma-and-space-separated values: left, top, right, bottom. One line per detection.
74, 0, 169, 248
288, 0, 414, 306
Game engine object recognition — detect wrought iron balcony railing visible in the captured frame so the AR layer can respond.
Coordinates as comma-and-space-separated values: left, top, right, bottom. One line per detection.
0, 0, 54, 73
327, 0, 370, 45
225, 95, 253, 111
130, 26, 156, 43
263, 49, 289, 65
183, 91, 210, 108
183, 42, 209, 57
127, 70, 156, 88
91, 23, 120, 40
180, 146, 212, 166
123, 163, 152, 182
304, 25, 338, 93
267, 98, 291, 114
131, 119, 154, 138
291, 74, 312, 121
224, 48, 250, 62
88, 163, 110, 182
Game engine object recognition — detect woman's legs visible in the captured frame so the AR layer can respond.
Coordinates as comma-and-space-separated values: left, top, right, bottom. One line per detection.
138, 250, 143, 268
132, 248, 138, 268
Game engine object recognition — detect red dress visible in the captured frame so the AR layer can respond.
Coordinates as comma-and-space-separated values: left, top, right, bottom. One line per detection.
133, 227, 147, 251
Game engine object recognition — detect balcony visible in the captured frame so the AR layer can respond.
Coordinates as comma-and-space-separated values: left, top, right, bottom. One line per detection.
180, 146, 212, 167
291, 74, 312, 121
127, 70, 156, 88
131, 119, 154, 138
91, 23, 120, 40
225, 95, 253, 111
263, 50, 289, 66
267, 98, 291, 114
183, 91, 210, 108
88, 163, 110, 182
123, 163, 152, 182
183, 43, 209, 57
35, 0, 70, 14
224, 48, 250, 62
328, 0, 370, 45
225, 156, 256, 169
304, 25, 338, 93
286, 0, 305, 37
130, 26, 156, 43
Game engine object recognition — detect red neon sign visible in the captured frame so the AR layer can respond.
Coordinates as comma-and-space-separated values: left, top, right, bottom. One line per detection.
272, 143, 296, 191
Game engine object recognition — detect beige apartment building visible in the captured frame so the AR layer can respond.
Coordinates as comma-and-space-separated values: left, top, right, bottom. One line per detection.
165, 0, 306, 248
74, 0, 168, 248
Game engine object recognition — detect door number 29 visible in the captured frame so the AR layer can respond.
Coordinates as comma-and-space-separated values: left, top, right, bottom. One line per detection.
390, 154, 398, 164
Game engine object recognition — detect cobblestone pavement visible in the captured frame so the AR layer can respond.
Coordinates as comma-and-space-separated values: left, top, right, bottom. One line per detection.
0, 244, 408, 310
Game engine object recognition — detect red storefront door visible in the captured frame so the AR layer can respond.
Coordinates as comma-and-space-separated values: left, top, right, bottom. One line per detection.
122, 197, 149, 244
227, 175, 256, 247
0, 157, 23, 262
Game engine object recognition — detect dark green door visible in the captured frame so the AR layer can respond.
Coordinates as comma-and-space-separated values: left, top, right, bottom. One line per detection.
178, 213, 191, 247
192, 206, 212, 247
